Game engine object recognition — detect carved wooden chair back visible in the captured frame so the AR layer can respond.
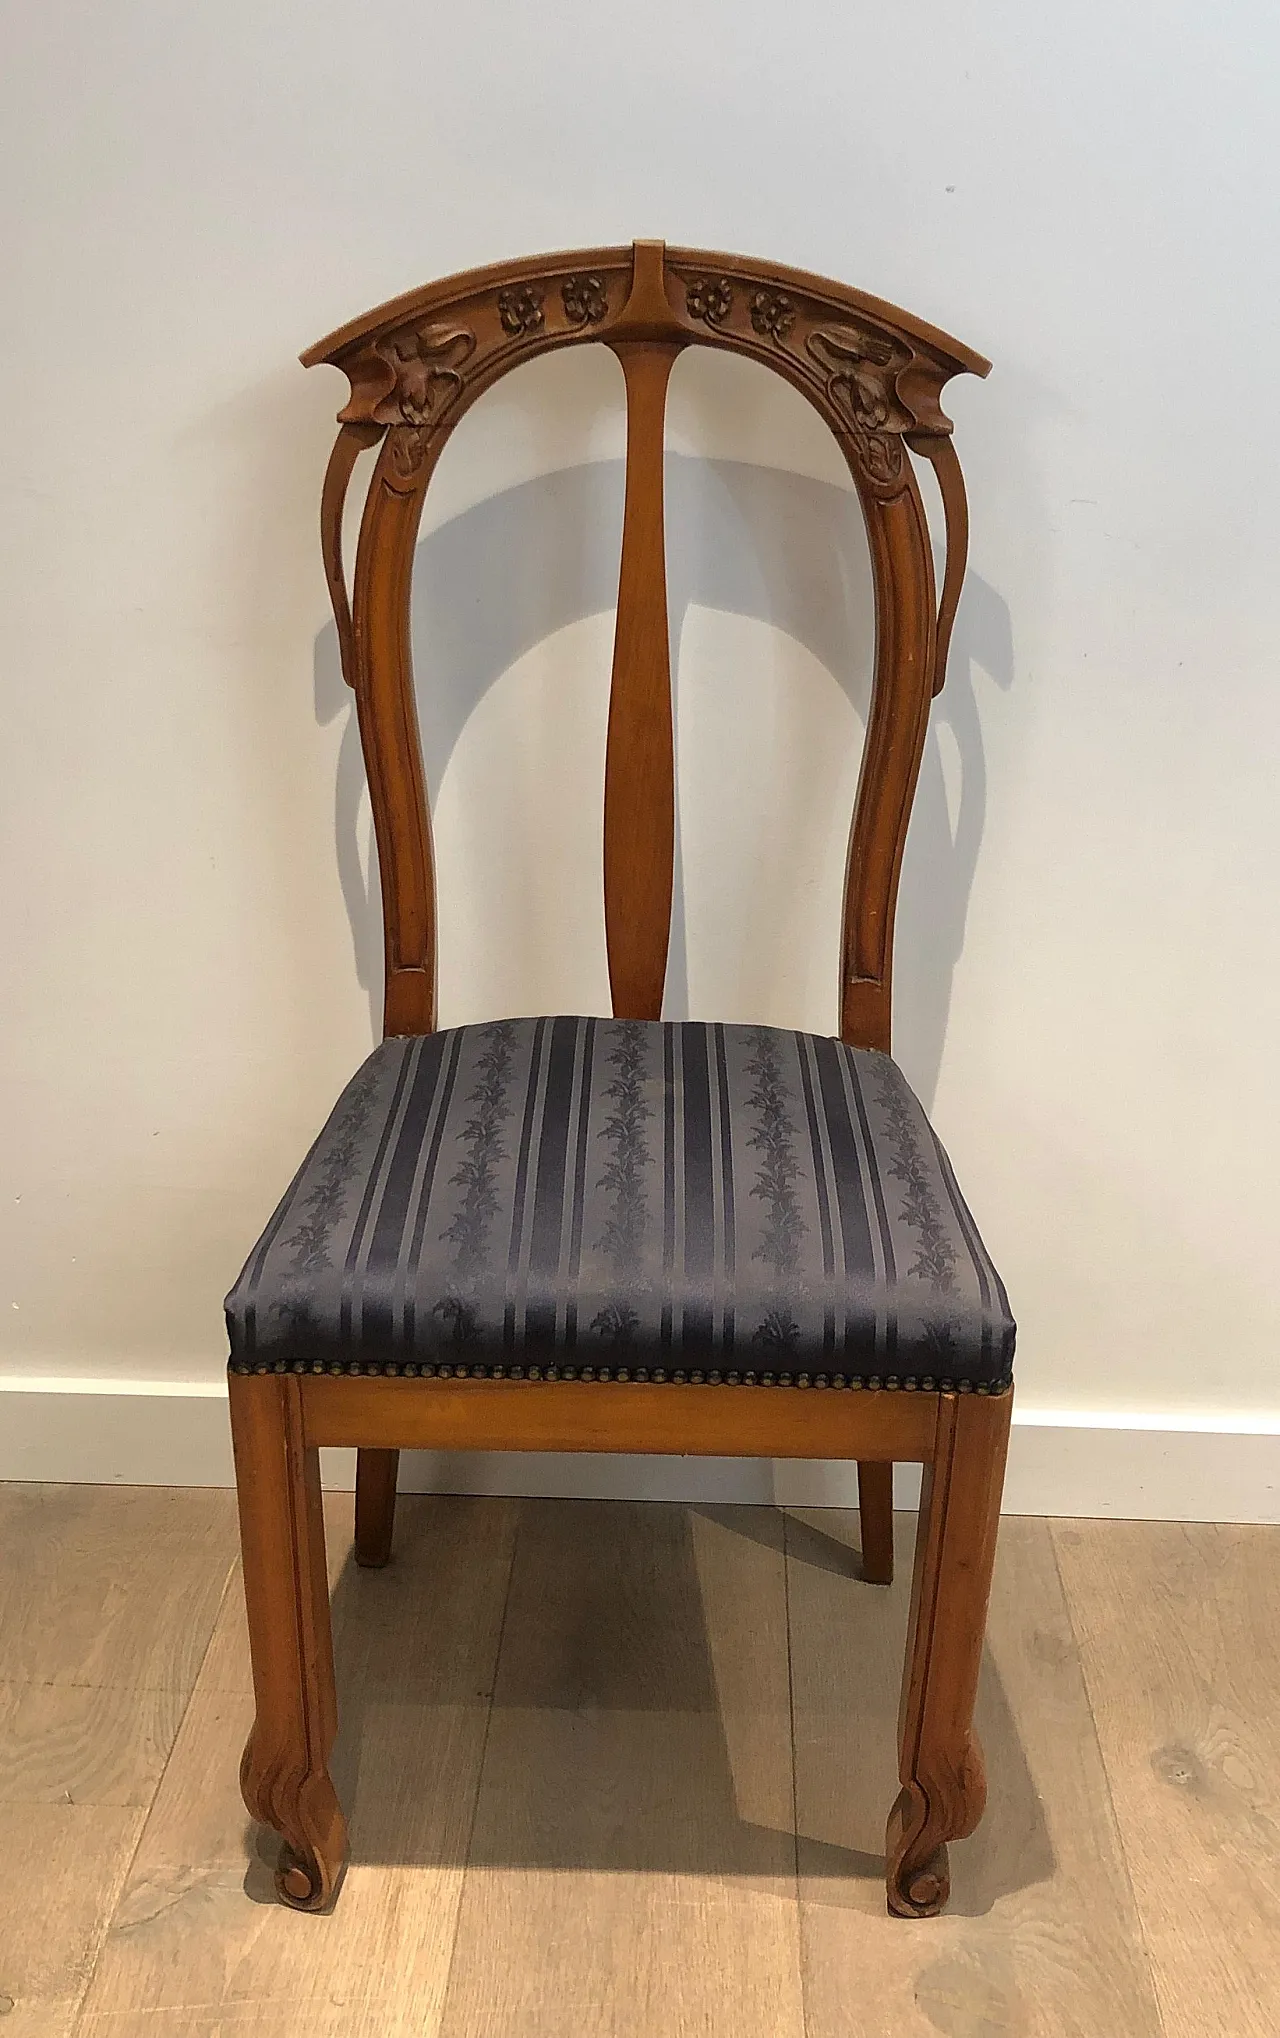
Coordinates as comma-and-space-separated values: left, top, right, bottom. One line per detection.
304, 239, 990, 1048
225, 245, 1009, 1924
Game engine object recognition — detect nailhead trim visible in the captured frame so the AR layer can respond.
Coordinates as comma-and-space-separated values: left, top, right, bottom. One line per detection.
229, 1355, 1012, 1394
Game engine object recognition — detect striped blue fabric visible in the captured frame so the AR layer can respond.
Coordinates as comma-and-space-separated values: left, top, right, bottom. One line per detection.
225, 1019, 1014, 1390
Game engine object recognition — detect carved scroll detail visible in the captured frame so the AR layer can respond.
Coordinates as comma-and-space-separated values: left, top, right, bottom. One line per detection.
562, 274, 610, 325
373, 321, 476, 427
369, 321, 476, 482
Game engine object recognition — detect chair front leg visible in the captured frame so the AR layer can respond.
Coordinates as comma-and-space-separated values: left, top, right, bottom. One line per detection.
229, 1371, 347, 1910
886, 1387, 1011, 1917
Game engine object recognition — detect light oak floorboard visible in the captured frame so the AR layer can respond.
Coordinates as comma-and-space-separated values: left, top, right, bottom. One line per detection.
0, 1803, 145, 2038
76, 1493, 518, 2038
788, 1509, 1165, 2038
0, 1484, 238, 1695
1053, 1519, 1280, 2038
0, 1679, 185, 1808
437, 1500, 805, 2038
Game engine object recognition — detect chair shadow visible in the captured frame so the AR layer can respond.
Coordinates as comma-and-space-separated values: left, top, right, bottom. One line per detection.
290, 1495, 1051, 1914
316, 454, 1013, 1108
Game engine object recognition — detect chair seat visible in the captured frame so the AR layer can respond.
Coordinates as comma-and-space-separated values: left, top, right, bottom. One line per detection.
226, 1018, 1014, 1391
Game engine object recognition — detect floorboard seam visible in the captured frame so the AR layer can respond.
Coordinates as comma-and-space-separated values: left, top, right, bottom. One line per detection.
1046, 1518, 1172, 2038
66, 1550, 242, 2037
435, 1495, 523, 2032
781, 1507, 815, 2038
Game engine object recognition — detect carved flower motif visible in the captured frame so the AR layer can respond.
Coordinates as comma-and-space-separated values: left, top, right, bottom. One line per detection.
498, 286, 544, 336
749, 290, 796, 342
686, 276, 733, 325
562, 274, 609, 325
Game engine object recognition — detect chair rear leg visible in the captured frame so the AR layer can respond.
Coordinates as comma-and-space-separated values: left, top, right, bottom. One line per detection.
857, 1460, 895, 1584
354, 1447, 400, 1568
229, 1371, 347, 1911
886, 1388, 1011, 1918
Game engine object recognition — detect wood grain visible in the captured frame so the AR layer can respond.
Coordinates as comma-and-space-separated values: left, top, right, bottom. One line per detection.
78, 1493, 518, 2038
0, 1680, 182, 1809
353, 1446, 400, 1568
231, 1371, 345, 1909
602, 334, 679, 1020
304, 239, 987, 1045
300, 1372, 937, 1461
228, 241, 1001, 1913
889, 1389, 1010, 1915
788, 1510, 1164, 2037
437, 1500, 805, 2038
1054, 1518, 1280, 2038
11, 1492, 1280, 2032
0, 1483, 237, 1693
0, 1803, 145, 2037
858, 1459, 896, 1585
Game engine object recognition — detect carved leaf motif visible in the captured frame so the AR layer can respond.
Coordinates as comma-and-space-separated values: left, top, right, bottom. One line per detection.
561, 274, 609, 325
806, 326, 910, 434
389, 426, 431, 480
498, 286, 544, 335
374, 321, 477, 430
749, 290, 796, 342
686, 276, 733, 325
853, 428, 905, 487
805, 325, 911, 490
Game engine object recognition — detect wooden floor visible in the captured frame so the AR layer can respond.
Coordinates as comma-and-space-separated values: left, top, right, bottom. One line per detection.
0, 1487, 1276, 2038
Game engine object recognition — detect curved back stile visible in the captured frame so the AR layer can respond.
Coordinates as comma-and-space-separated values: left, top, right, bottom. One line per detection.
303, 240, 990, 1049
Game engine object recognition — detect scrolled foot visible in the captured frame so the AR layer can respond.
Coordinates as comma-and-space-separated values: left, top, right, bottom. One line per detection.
241, 1725, 348, 1912
276, 1840, 342, 1912
885, 1734, 987, 1918
889, 1841, 950, 1918
887, 1780, 959, 1918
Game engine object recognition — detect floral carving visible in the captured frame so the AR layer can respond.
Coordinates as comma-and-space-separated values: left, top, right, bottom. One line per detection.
374, 321, 476, 430
806, 326, 908, 433
806, 325, 912, 491
562, 273, 609, 325
745, 1028, 808, 1352
389, 427, 430, 480
686, 276, 733, 325
876, 1076, 958, 1292
431, 1020, 519, 1348
498, 286, 544, 335
590, 1022, 653, 1345
371, 320, 476, 481
749, 289, 796, 342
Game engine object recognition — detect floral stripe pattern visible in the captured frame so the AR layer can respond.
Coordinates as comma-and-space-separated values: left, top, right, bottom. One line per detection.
745, 1027, 807, 1352
432, 1020, 517, 1347
875, 1071, 959, 1291
590, 1021, 653, 1344
226, 1019, 1014, 1389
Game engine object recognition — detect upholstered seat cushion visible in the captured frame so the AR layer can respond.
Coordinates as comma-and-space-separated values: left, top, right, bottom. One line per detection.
225, 1018, 1014, 1391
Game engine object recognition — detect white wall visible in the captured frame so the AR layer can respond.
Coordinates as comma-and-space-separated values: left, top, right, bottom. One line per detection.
3, 2, 1279, 1504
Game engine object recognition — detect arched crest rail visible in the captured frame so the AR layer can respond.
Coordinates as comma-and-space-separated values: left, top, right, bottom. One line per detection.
303, 240, 990, 1046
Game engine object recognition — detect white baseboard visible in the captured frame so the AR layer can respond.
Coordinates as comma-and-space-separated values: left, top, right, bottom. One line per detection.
2, 1379, 1278, 1523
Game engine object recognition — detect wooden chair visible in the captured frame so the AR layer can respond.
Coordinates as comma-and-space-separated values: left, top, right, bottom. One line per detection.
226, 240, 1013, 1919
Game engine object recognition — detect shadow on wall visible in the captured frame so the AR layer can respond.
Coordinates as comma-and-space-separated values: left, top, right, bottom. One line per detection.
314, 455, 1013, 1108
